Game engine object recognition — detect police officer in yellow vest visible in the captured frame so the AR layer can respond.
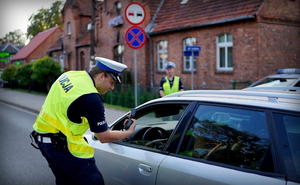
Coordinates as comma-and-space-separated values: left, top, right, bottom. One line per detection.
31, 57, 136, 185
159, 61, 184, 97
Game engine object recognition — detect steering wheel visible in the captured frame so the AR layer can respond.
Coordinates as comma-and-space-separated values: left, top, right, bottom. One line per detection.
142, 127, 169, 141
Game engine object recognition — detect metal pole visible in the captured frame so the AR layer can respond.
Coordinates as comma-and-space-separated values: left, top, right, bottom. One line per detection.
134, 49, 138, 107
90, 0, 95, 64
191, 52, 194, 90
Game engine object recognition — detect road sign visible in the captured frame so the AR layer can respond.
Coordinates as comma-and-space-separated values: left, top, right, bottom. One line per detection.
125, 2, 146, 25
184, 46, 201, 56
0, 51, 10, 58
185, 46, 201, 51
184, 46, 202, 90
125, 26, 146, 49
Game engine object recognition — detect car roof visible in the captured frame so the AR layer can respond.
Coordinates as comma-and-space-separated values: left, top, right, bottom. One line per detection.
143, 90, 300, 112
263, 73, 300, 78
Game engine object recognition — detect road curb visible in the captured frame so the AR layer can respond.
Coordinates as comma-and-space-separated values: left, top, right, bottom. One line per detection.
0, 99, 40, 114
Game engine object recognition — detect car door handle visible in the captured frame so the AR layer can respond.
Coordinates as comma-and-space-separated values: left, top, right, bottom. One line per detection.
138, 164, 152, 176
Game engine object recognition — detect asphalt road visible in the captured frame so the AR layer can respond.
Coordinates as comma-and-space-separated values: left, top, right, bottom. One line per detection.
0, 102, 55, 185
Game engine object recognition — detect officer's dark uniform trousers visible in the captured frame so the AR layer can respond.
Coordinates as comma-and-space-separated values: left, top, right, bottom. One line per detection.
37, 135, 104, 185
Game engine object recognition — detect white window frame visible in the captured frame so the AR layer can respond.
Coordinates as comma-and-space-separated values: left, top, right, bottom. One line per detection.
216, 33, 233, 71
183, 37, 196, 71
114, 45, 124, 63
67, 22, 71, 35
60, 54, 64, 71
157, 40, 168, 71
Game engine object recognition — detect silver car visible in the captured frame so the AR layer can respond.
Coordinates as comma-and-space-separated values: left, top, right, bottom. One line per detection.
86, 90, 300, 185
244, 68, 300, 92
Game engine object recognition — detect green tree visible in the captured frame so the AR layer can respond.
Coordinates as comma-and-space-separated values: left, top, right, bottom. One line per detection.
26, 1, 63, 40
17, 63, 34, 92
31, 56, 61, 92
0, 29, 26, 45
1, 65, 19, 88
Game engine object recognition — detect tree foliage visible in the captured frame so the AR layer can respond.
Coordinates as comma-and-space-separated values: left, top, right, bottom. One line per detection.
0, 29, 26, 45
1, 64, 18, 88
26, 1, 63, 40
31, 56, 62, 92
17, 63, 34, 92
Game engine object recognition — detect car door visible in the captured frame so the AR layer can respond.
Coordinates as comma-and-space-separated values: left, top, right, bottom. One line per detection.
156, 103, 287, 185
90, 101, 190, 185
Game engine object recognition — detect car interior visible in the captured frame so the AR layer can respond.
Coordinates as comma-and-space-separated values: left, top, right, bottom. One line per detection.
178, 105, 274, 173
111, 103, 188, 150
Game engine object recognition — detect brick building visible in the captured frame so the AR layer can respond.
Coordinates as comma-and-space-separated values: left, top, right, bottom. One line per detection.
58, 0, 300, 90
11, 26, 63, 64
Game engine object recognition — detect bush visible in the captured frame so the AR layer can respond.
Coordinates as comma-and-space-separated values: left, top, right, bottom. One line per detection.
124, 87, 135, 108
17, 63, 33, 92
117, 88, 126, 107
1, 64, 18, 88
31, 56, 62, 92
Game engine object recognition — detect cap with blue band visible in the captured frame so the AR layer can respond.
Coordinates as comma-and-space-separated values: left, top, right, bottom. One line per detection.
165, 61, 176, 69
95, 57, 127, 83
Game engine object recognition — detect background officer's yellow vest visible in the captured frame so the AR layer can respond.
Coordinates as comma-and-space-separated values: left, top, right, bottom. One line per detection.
33, 71, 98, 158
163, 76, 180, 95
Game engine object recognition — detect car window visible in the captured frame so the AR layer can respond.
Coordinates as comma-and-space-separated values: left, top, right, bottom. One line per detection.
179, 104, 274, 173
112, 103, 189, 150
273, 113, 300, 181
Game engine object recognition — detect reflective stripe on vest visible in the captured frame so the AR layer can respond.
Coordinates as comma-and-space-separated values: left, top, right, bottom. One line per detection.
33, 71, 98, 158
162, 76, 180, 95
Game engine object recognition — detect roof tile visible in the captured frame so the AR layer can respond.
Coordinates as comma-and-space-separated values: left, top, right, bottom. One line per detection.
152, 0, 264, 33
11, 26, 62, 60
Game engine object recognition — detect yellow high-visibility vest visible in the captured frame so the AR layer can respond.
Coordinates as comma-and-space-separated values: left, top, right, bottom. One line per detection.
33, 71, 98, 158
163, 76, 180, 95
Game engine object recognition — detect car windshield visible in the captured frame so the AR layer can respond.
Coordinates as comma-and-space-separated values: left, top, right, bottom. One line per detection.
255, 78, 299, 87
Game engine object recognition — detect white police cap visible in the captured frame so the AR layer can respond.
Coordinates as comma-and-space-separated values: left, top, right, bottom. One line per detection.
95, 57, 127, 83
165, 61, 176, 69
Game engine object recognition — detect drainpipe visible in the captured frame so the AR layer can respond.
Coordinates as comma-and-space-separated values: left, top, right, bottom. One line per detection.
90, 0, 96, 64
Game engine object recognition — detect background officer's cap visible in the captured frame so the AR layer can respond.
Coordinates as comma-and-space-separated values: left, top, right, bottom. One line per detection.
165, 61, 176, 69
95, 57, 127, 83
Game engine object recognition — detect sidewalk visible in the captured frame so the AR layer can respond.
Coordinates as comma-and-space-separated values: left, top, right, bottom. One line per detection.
0, 88, 127, 124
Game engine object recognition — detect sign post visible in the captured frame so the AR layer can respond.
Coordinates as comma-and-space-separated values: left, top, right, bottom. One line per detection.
124, 2, 146, 107
184, 46, 201, 90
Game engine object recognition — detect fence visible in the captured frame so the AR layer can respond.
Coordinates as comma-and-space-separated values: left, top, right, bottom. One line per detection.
102, 84, 160, 109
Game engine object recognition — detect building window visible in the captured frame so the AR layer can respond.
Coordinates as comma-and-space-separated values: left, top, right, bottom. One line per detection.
67, 22, 71, 35
183, 37, 196, 71
53, 55, 57, 61
114, 45, 124, 63
60, 54, 64, 71
114, 2, 121, 16
87, 21, 92, 31
80, 51, 85, 70
216, 33, 233, 71
157, 40, 168, 71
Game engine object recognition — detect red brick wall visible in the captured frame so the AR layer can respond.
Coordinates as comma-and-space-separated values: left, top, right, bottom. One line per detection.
62, 0, 300, 90
28, 28, 63, 63
151, 18, 300, 90
94, 0, 150, 85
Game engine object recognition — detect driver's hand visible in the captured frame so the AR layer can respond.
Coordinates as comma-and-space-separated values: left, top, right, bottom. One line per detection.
123, 118, 136, 132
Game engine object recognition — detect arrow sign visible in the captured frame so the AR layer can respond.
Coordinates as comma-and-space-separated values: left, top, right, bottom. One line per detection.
125, 26, 146, 49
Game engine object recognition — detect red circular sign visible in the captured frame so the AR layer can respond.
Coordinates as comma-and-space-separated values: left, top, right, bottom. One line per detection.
125, 26, 146, 49
124, 2, 146, 25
